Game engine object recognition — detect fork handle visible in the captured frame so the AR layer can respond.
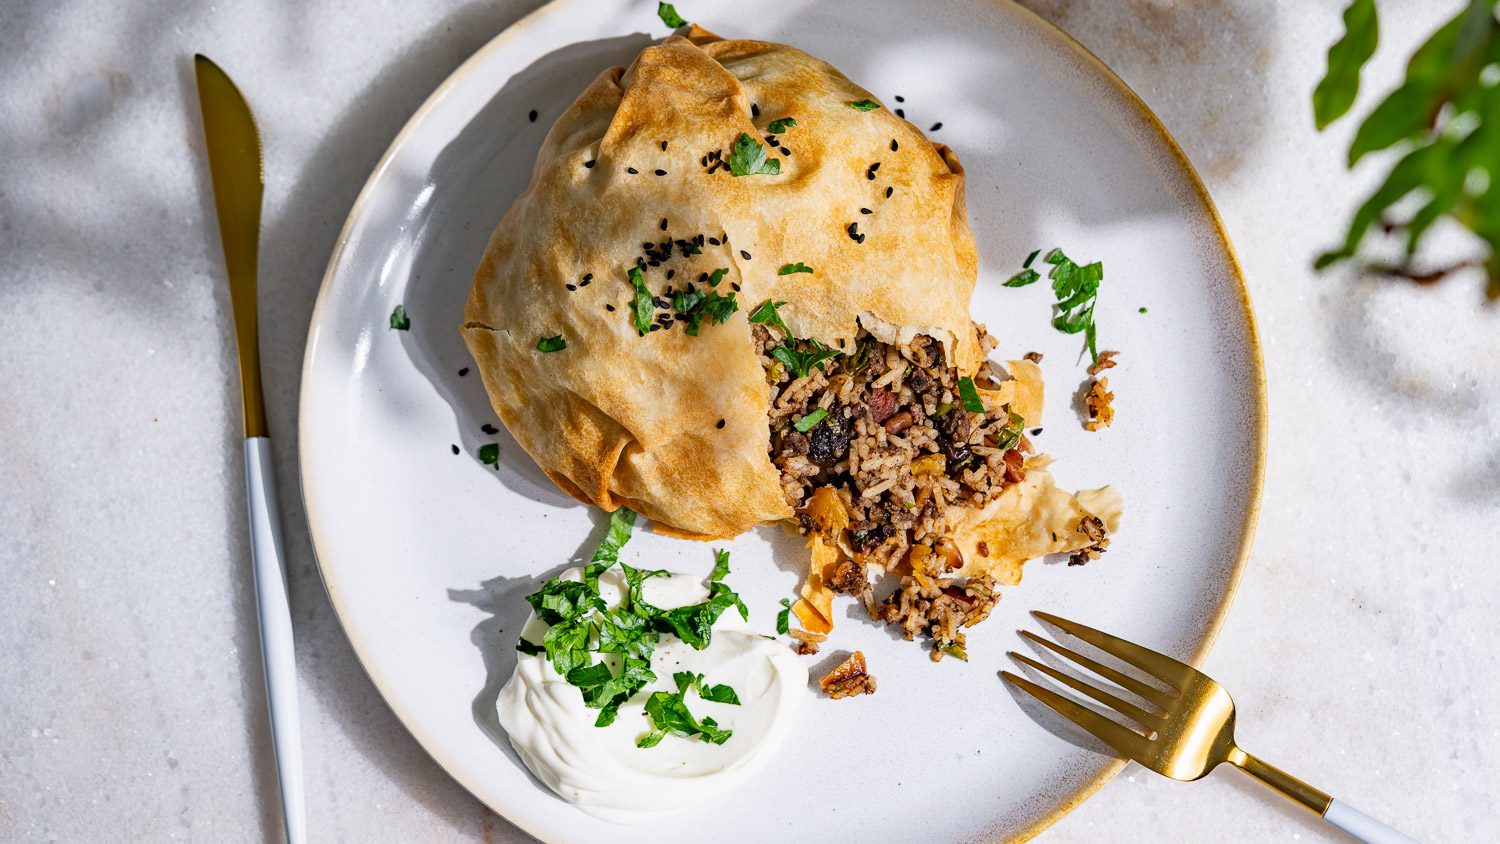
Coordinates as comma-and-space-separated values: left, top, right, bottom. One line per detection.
1231, 750, 1418, 843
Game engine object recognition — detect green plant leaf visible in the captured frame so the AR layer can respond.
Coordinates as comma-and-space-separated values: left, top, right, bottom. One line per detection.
1313, 0, 1380, 130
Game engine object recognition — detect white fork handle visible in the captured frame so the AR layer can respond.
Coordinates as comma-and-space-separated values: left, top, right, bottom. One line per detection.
244, 437, 307, 844
1325, 799, 1419, 844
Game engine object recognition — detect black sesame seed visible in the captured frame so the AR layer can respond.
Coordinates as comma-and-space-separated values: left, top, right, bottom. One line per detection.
716, 419, 726, 429
528, 109, 538, 122
779, 146, 791, 155
1031, 428, 1044, 436
648, 260, 660, 267
930, 122, 943, 131
694, 233, 705, 245
606, 304, 616, 312
661, 140, 668, 151
660, 218, 668, 230
583, 273, 593, 282
731, 282, 741, 292
650, 324, 662, 332
721, 232, 729, 242
860, 208, 872, 215
890, 139, 899, 152
655, 169, 667, 176
895, 95, 905, 103
847, 222, 859, 236
751, 103, 760, 117
764, 134, 777, 144
871, 162, 881, 171
666, 269, 676, 280
584, 159, 596, 169
565, 284, 577, 291
866, 170, 876, 181
895, 108, 905, 118
580, 278, 591, 287
885, 186, 894, 198
482, 423, 499, 435
740, 250, 752, 260
708, 237, 720, 246
457, 366, 469, 377
698, 272, 709, 281
452, 444, 460, 455
627, 167, 639, 174
856, 234, 866, 244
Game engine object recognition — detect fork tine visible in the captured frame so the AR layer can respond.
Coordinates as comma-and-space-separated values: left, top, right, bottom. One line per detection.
1034, 611, 1197, 691
1001, 671, 1152, 759
1009, 652, 1162, 727
1020, 630, 1175, 709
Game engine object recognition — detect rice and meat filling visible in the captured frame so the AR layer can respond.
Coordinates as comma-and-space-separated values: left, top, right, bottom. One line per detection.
757, 322, 1038, 660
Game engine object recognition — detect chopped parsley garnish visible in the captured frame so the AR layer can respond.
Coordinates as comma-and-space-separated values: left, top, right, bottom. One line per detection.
706, 267, 728, 287
748, 299, 842, 378
793, 408, 828, 432
1024, 249, 1040, 268
957, 377, 985, 413
1139, 306, 1148, 314
778, 262, 814, 275
536, 335, 566, 352
656, 2, 687, 28
727, 132, 781, 176
933, 401, 954, 418
1004, 247, 1105, 364
517, 510, 750, 743
388, 304, 410, 330
629, 264, 654, 336
847, 99, 881, 112
637, 671, 738, 748
776, 598, 791, 635
935, 641, 968, 661
478, 443, 500, 469
674, 289, 739, 336
767, 117, 797, 134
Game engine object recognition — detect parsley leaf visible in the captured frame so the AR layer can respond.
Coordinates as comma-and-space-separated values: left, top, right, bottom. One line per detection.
778, 262, 814, 275
1006, 247, 1105, 363
727, 132, 781, 176
584, 508, 637, 590
767, 117, 797, 133
637, 671, 736, 747
478, 443, 500, 469
706, 267, 728, 287
957, 377, 985, 413
709, 548, 731, 582
994, 411, 1025, 451
749, 299, 843, 378
793, 408, 828, 432
1024, 249, 1041, 268
536, 335, 566, 352
776, 598, 791, 635
1004, 268, 1040, 287
656, 2, 687, 28
676, 289, 738, 336
847, 99, 881, 112
629, 264, 654, 336
388, 304, 410, 330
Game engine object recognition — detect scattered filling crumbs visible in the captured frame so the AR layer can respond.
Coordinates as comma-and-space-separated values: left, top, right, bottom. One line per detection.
1068, 515, 1110, 566
1087, 350, 1119, 377
1083, 376, 1115, 431
820, 651, 876, 699
1023, 351, 1043, 363
789, 628, 825, 656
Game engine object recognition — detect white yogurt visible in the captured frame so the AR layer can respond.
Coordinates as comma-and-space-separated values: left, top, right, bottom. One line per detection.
496, 567, 806, 823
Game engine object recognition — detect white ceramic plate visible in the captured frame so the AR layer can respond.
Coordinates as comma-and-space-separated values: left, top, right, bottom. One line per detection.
299, 1, 1264, 840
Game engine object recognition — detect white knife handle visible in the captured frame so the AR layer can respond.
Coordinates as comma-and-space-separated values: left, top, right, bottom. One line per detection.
244, 437, 306, 844
1324, 799, 1420, 844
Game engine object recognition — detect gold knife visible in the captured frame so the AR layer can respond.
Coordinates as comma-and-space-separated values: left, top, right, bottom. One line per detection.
194, 53, 305, 844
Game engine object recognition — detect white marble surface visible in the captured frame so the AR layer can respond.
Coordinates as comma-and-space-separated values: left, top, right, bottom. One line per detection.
1, 0, 1495, 841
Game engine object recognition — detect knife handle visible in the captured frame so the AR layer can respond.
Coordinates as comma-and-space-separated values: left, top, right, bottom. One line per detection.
243, 437, 306, 844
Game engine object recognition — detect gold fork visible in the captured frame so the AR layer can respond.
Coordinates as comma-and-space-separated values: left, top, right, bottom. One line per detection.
1003, 612, 1418, 843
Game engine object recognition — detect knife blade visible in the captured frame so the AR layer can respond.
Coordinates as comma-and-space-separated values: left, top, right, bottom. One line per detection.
194, 53, 306, 844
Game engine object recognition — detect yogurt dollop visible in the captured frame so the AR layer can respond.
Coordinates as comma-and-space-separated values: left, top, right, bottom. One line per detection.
497, 567, 806, 823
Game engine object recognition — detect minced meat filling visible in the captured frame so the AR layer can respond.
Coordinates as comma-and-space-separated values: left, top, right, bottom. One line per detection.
758, 323, 1032, 657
